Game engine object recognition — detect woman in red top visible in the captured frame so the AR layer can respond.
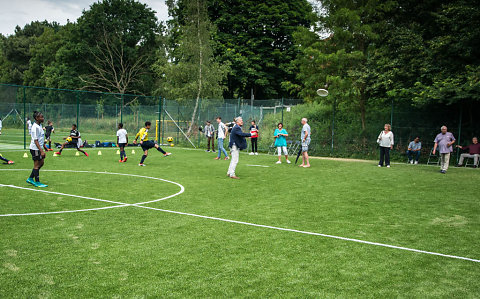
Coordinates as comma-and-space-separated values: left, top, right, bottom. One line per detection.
249, 120, 259, 155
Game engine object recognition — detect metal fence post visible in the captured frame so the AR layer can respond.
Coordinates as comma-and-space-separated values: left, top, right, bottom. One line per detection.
281, 97, 284, 124
177, 104, 180, 143
23, 86, 26, 149
390, 98, 394, 127
76, 91, 80, 128
158, 96, 162, 144
456, 105, 463, 163
331, 97, 336, 156
121, 94, 124, 124
162, 97, 166, 144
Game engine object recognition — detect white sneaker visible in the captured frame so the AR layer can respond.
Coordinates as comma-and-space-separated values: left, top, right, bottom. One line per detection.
414, 161, 418, 165
378, 165, 382, 167
255, 152, 259, 155
387, 165, 390, 168
286, 160, 291, 164
410, 160, 413, 164
249, 152, 255, 155
276, 161, 282, 164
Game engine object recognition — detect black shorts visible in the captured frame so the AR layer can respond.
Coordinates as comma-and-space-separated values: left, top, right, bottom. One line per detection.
45, 134, 51, 140
118, 143, 127, 148
30, 149, 44, 161
141, 140, 156, 151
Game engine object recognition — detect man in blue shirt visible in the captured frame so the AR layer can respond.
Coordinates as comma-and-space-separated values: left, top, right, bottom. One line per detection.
227, 117, 251, 179
407, 137, 422, 164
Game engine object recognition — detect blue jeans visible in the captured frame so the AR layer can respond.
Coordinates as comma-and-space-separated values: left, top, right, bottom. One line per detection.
217, 138, 228, 158
407, 150, 420, 161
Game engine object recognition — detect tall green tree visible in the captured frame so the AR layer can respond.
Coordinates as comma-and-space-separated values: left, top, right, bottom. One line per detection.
168, 0, 315, 99
158, 0, 230, 135
291, 0, 397, 131
0, 21, 59, 84
76, 0, 160, 95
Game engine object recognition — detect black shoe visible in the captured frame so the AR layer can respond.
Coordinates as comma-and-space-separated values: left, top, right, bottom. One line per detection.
440, 170, 446, 174
456, 164, 462, 167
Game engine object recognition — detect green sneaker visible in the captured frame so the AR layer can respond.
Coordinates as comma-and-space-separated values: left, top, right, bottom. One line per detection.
26, 177, 35, 186
34, 181, 48, 188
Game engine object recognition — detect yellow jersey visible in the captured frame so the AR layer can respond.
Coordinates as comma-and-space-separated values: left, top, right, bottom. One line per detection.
136, 128, 149, 141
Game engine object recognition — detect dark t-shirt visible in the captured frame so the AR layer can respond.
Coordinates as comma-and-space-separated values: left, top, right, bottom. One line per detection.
463, 143, 480, 155
70, 129, 80, 138
45, 126, 54, 137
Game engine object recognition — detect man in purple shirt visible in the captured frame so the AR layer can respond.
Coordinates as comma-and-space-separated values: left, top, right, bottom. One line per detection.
456, 137, 479, 168
433, 126, 456, 174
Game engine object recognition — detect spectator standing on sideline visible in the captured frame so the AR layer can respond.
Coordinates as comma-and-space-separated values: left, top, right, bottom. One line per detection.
274, 122, 290, 164
377, 124, 394, 168
0, 116, 2, 135
44, 120, 55, 151
27, 117, 32, 134
456, 137, 480, 167
214, 117, 229, 160
299, 118, 311, 168
407, 137, 421, 164
433, 126, 456, 174
249, 120, 259, 155
227, 117, 251, 179
204, 121, 215, 152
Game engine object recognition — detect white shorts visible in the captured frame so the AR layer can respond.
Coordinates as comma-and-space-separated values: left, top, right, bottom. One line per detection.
277, 146, 288, 156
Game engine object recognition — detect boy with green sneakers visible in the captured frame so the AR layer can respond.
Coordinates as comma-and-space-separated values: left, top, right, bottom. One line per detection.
27, 111, 48, 187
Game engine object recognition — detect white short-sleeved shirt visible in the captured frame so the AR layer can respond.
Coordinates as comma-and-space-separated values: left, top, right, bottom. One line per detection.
217, 122, 226, 139
116, 129, 128, 144
27, 120, 32, 132
30, 122, 45, 150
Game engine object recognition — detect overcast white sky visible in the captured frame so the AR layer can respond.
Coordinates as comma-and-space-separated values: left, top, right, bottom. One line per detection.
0, 0, 170, 36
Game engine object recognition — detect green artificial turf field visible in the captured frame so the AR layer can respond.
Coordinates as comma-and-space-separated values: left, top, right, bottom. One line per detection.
1, 131, 480, 297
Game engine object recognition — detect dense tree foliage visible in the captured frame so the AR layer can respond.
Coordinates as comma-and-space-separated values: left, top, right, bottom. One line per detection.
0, 0, 478, 112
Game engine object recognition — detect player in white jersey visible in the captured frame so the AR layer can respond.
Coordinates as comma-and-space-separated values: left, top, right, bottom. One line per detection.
116, 123, 128, 162
27, 111, 48, 187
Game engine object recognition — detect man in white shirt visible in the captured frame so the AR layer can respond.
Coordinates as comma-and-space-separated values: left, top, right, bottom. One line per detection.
116, 123, 128, 162
214, 117, 229, 160
299, 118, 311, 168
27, 111, 48, 187
0, 117, 3, 135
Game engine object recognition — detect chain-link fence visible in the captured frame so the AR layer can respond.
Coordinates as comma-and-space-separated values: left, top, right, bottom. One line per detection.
1, 83, 478, 165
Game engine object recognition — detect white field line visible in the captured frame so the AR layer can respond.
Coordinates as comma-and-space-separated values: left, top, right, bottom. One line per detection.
246, 164, 270, 168
0, 184, 126, 205
0, 169, 185, 215
1, 170, 479, 263
135, 205, 480, 263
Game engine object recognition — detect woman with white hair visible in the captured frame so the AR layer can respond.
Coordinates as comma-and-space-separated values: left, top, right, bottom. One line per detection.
377, 124, 394, 167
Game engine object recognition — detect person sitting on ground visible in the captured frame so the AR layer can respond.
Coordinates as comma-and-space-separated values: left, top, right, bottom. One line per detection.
456, 137, 480, 168
274, 122, 290, 164
407, 137, 421, 164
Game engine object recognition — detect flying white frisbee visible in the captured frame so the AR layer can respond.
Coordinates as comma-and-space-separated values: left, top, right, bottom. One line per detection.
316, 88, 329, 97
